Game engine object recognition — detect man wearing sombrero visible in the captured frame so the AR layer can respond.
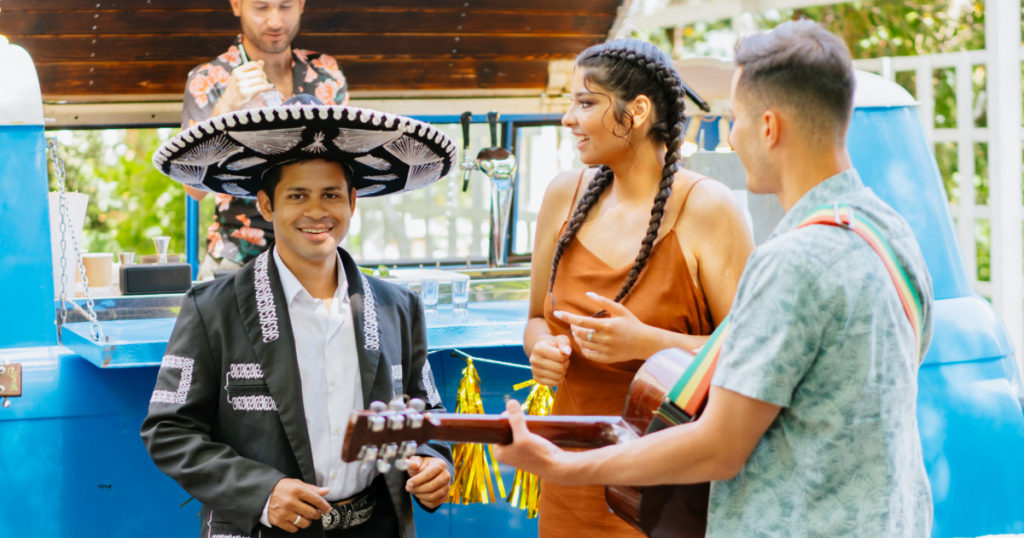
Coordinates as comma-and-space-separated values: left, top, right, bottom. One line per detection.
141, 96, 458, 538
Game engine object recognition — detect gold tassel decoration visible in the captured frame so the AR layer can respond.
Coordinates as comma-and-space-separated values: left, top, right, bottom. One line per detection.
505, 379, 554, 518
448, 355, 507, 505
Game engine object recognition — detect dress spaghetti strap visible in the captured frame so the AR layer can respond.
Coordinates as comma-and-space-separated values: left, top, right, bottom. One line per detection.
560, 169, 589, 228
671, 176, 709, 229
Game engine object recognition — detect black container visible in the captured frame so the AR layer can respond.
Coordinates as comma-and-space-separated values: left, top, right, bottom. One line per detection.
120, 263, 192, 295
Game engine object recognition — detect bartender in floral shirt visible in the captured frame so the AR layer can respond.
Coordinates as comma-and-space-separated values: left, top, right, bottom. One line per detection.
181, 0, 348, 277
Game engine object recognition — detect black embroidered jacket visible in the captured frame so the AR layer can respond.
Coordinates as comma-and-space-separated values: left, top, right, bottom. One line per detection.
141, 247, 451, 538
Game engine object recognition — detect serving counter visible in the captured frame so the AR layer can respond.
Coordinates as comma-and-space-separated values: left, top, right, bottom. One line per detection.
4, 292, 543, 538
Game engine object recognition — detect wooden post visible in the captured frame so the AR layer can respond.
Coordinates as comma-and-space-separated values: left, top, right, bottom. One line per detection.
985, 0, 1023, 369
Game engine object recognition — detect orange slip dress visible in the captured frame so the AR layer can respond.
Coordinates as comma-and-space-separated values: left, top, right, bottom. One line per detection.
538, 171, 715, 538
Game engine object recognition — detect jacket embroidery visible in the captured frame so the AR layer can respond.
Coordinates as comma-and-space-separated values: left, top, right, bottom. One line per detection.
361, 275, 380, 351
254, 251, 280, 343
422, 360, 441, 406
230, 394, 278, 412
151, 355, 195, 405
228, 363, 264, 379
391, 364, 402, 381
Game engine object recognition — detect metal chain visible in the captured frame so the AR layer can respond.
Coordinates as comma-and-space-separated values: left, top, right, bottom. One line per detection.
48, 138, 103, 343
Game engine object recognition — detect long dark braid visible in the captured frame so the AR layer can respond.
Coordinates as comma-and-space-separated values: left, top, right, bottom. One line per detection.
548, 39, 689, 310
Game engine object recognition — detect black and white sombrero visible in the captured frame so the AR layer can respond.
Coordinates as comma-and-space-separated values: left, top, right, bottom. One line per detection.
152, 101, 457, 198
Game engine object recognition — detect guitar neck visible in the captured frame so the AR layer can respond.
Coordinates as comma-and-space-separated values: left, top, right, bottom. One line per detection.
422, 413, 633, 449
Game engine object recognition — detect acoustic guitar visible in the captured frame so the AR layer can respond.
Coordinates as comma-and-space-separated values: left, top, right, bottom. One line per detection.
342, 348, 709, 538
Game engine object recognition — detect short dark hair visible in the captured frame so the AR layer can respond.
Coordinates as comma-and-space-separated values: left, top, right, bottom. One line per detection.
734, 19, 855, 146
260, 158, 352, 209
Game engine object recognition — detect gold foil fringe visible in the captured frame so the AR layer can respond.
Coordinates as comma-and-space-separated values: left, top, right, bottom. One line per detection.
448, 356, 506, 505
505, 379, 553, 518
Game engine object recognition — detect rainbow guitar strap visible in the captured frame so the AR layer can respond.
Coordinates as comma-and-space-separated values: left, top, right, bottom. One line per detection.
663, 202, 925, 423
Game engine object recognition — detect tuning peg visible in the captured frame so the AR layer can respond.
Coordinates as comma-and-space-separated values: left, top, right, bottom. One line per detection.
387, 414, 405, 430
400, 441, 418, 459
408, 398, 426, 412
377, 443, 398, 473
369, 415, 386, 432
388, 398, 407, 412
359, 445, 379, 473
370, 401, 388, 413
394, 458, 409, 471
407, 412, 424, 429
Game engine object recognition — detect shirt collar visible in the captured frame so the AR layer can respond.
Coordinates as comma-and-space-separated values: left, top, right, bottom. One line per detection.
272, 247, 348, 306
768, 168, 866, 240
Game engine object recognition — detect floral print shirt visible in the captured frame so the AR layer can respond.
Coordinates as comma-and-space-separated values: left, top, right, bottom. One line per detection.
708, 169, 935, 537
181, 35, 349, 265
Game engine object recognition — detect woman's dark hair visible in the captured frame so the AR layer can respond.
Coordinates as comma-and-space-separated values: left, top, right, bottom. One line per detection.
549, 39, 688, 310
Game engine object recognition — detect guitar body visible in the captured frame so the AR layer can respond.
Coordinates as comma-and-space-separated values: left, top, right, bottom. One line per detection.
343, 348, 710, 538
605, 348, 710, 538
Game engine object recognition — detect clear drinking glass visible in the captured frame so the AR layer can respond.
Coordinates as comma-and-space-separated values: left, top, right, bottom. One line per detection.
452, 278, 469, 311
420, 278, 439, 310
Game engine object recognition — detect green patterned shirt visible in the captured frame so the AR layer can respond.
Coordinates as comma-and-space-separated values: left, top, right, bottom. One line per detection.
708, 169, 934, 537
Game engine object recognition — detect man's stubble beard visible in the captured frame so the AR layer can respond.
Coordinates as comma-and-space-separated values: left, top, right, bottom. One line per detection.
241, 19, 300, 55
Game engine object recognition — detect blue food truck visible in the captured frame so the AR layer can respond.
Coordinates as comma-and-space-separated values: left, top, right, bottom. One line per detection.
1, 22, 1024, 538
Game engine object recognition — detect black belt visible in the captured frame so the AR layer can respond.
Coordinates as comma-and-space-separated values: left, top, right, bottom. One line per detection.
321, 480, 377, 532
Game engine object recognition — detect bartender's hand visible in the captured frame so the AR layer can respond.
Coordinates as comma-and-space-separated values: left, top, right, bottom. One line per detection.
267, 478, 331, 533
530, 334, 571, 387
555, 292, 659, 364
406, 456, 451, 509
212, 60, 275, 116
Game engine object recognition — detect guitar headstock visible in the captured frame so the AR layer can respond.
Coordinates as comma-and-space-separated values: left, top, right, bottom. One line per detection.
343, 397, 435, 473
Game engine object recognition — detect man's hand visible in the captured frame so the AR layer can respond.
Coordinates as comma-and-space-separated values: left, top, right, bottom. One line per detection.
492, 399, 574, 483
212, 60, 275, 116
267, 478, 332, 533
405, 456, 451, 509
530, 335, 571, 387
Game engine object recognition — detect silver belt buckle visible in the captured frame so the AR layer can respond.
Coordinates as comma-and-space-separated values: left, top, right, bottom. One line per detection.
322, 489, 375, 531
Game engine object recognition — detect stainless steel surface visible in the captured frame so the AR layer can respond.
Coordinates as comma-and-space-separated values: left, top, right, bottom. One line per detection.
454, 266, 532, 280
57, 294, 185, 323
119, 252, 135, 265
57, 275, 531, 322
689, 150, 785, 245
459, 110, 520, 268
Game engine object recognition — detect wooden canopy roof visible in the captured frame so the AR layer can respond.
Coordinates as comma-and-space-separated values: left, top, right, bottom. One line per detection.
1, 0, 621, 101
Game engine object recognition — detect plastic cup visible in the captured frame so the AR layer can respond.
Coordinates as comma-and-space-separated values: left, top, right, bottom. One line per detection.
420, 278, 439, 310
452, 279, 469, 311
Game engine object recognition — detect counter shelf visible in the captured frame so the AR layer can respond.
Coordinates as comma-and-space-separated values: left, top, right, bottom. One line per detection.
58, 277, 531, 369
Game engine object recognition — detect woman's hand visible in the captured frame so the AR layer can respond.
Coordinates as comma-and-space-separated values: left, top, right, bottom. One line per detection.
554, 292, 660, 364
530, 334, 572, 387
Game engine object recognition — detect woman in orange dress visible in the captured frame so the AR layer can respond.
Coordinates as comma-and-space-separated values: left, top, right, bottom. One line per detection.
525, 39, 755, 537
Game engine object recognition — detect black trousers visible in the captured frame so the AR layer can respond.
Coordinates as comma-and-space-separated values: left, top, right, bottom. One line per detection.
324, 477, 399, 538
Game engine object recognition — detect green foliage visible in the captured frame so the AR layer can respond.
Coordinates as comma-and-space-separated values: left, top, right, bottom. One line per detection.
785, 0, 985, 58
46, 129, 212, 259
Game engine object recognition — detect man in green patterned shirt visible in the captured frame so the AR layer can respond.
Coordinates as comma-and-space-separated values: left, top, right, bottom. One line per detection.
494, 20, 934, 537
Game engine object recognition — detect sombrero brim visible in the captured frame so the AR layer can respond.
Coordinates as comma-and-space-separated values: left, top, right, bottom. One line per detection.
152, 105, 457, 198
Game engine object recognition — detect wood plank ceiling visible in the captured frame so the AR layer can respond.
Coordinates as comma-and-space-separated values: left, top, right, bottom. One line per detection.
0, 0, 620, 99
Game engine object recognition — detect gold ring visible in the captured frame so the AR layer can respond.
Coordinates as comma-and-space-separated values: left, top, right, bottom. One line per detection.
587, 329, 595, 342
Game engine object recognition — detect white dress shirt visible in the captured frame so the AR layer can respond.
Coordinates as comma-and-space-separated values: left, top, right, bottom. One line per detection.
261, 249, 376, 526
